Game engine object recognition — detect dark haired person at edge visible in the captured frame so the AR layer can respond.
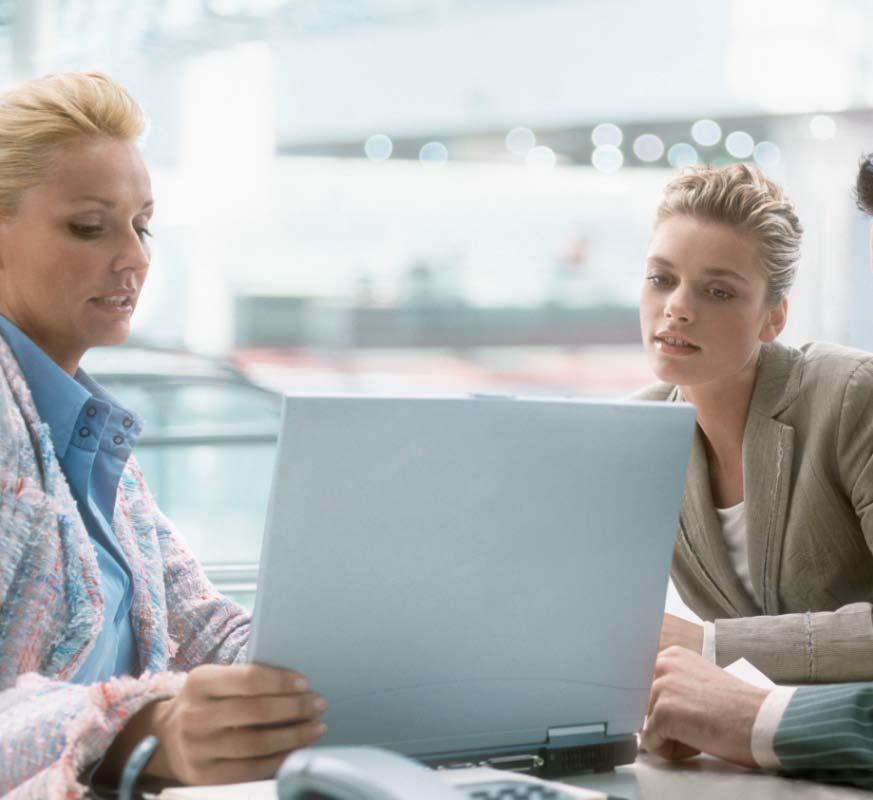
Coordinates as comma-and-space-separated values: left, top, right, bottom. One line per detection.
0, 73, 325, 798
642, 156, 873, 789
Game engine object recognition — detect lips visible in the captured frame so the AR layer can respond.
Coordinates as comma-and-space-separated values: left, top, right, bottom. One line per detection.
89, 290, 136, 313
92, 287, 135, 300
654, 330, 699, 349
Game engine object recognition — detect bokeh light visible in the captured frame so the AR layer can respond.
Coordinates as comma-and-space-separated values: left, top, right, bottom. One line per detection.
632, 134, 665, 163
753, 141, 782, 170
725, 131, 755, 159
525, 145, 557, 169
592, 145, 624, 173
809, 114, 837, 140
364, 134, 393, 161
419, 141, 449, 164
592, 123, 623, 147
505, 127, 536, 156
667, 143, 699, 169
691, 119, 722, 147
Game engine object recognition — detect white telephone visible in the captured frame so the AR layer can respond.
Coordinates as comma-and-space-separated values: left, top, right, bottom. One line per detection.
278, 745, 588, 800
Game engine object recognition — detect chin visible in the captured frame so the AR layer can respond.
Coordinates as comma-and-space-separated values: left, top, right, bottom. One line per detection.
649, 356, 705, 387
89, 325, 131, 350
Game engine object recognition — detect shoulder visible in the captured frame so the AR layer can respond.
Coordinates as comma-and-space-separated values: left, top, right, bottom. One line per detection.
753, 341, 873, 419
794, 342, 873, 412
628, 381, 679, 402
797, 341, 873, 382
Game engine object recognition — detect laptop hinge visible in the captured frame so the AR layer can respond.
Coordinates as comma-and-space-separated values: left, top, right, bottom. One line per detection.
547, 723, 607, 746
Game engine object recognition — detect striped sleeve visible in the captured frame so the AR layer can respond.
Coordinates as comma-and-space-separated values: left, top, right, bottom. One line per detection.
772, 683, 873, 789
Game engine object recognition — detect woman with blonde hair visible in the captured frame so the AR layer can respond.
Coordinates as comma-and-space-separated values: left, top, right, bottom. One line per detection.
0, 73, 325, 797
637, 162, 873, 683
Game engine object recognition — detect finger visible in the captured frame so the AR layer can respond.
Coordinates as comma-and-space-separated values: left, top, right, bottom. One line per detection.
208, 720, 327, 761
641, 717, 691, 762
665, 741, 701, 761
193, 751, 291, 786
187, 663, 311, 699
194, 693, 327, 730
647, 676, 664, 718
639, 721, 665, 756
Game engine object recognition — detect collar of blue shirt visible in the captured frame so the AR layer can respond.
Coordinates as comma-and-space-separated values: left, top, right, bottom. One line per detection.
0, 314, 141, 458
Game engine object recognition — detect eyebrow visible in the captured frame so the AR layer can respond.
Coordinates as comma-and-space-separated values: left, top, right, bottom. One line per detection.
71, 195, 154, 210
646, 256, 750, 285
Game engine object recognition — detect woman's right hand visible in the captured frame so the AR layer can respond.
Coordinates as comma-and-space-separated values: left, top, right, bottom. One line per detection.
105, 663, 327, 786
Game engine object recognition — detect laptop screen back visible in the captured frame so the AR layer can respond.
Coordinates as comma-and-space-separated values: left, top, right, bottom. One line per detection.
250, 396, 694, 757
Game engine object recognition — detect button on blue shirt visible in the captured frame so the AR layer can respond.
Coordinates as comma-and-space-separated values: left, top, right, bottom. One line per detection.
0, 315, 142, 683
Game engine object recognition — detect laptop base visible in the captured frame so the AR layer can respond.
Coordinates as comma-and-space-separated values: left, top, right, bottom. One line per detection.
420, 733, 638, 778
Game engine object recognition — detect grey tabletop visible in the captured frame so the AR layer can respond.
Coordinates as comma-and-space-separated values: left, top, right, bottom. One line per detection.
562, 753, 871, 799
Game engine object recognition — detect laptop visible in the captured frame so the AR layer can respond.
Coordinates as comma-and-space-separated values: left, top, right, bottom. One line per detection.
250, 394, 694, 777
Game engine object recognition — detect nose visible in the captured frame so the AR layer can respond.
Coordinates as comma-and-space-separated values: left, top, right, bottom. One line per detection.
664, 288, 694, 324
111, 227, 150, 274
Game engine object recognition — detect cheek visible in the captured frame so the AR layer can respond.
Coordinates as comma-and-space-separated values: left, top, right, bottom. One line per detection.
33, 259, 71, 296
709, 307, 766, 355
639, 290, 660, 322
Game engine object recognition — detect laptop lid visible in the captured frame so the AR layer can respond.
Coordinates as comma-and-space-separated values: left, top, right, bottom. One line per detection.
250, 395, 694, 759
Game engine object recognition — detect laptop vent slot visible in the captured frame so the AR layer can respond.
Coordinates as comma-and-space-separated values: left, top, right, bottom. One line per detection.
541, 738, 638, 778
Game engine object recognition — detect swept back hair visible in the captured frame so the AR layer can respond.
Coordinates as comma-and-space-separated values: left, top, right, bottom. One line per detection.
656, 163, 803, 304
0, 72, 144, 212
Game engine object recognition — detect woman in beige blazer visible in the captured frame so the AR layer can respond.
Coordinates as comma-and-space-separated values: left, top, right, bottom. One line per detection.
636, 163, 873, 683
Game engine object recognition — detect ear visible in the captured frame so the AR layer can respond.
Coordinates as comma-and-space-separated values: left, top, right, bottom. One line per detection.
759, 296, 787, 343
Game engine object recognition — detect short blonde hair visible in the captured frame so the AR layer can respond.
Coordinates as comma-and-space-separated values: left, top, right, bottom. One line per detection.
655, 163, 803, 304
0, 72, 144, 212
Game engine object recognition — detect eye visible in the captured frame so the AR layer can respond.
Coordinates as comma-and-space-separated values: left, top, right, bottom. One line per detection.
69, 223, 102, 238
709, 287, 734, 300
136, 227, 153, 242
645, 274, 672, 289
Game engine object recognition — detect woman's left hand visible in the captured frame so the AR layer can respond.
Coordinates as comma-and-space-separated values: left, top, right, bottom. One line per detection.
659, 612, 704, 654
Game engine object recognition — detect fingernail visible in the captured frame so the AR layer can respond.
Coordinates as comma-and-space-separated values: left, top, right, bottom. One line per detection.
314, 696, 327, 712
294, 678, 309, 692
314, 722, 327, 735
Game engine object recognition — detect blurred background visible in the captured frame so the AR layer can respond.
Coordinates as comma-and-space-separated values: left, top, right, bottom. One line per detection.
7, 0, 872, 603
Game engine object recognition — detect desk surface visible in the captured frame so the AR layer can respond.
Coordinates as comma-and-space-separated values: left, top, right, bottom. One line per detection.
151, 752, 869, 799
566, 753, 870, 799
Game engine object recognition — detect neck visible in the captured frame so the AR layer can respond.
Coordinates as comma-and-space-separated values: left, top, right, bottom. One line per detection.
0, 306, 81, 376
680, 351, 760, 463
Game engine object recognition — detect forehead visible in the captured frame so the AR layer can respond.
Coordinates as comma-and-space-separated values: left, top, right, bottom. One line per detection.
24, 136, 152, 211
648, 215, 763, 277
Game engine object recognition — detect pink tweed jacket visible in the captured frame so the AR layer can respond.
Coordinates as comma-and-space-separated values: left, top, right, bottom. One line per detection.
0, 334, 250, 798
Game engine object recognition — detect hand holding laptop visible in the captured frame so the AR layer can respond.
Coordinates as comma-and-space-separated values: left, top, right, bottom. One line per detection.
102, 663, 327, 785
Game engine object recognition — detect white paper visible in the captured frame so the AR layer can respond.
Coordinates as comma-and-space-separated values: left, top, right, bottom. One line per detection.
723, 657, 777, 690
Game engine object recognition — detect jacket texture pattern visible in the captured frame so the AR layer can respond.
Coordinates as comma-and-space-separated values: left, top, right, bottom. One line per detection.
0, 334, 249, 798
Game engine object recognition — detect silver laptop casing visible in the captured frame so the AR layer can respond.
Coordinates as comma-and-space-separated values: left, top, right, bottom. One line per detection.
251, 396, 694, 759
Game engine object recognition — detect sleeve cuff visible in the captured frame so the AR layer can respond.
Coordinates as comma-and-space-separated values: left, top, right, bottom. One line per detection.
702, 621, 716, 661
750, 687, 797, 770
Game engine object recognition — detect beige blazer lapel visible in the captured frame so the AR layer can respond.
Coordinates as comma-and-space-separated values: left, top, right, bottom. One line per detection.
743, 413, 794, 615
742, 343, 802, 615
678, 427, 761, 617
657, 384, 758, 617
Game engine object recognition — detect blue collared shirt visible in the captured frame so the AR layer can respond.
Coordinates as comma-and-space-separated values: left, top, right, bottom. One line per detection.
0, 315, 142, 683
